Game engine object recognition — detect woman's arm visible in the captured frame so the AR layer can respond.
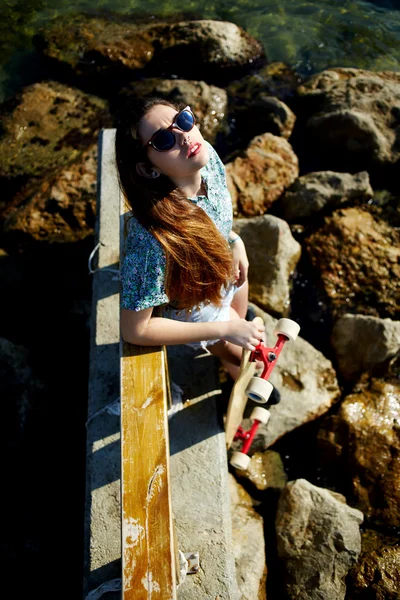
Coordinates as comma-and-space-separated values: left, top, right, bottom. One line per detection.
228, 231, 249, 287
120, 307, 264, 350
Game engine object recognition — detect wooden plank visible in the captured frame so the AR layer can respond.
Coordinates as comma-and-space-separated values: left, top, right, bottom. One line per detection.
121, 342, 177, 598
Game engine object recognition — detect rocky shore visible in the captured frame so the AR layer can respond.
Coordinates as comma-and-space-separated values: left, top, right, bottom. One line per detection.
1, 13, 399, 600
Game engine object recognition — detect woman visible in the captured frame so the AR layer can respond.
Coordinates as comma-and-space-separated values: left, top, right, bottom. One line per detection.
115, 97, 265, 379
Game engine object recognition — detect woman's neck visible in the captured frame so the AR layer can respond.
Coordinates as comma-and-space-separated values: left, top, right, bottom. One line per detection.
172, 172, 204, 198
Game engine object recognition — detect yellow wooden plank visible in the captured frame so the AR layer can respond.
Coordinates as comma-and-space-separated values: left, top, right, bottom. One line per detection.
121, 343, 177, 599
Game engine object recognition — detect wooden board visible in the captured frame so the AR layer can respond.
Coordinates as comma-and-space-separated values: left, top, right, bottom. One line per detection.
120, 342, 177, 598
225, 316, 264, 449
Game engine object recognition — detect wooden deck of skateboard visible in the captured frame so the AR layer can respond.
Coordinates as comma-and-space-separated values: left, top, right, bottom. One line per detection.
225, 317, 264, 449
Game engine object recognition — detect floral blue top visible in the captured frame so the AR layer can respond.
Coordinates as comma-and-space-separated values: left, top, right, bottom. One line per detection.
120, 141, 233, 311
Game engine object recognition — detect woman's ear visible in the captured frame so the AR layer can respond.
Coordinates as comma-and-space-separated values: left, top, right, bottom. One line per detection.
136, 163, 161, 179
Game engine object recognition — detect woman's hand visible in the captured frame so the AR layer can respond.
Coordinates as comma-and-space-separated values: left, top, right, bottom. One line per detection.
231, 237, 249, 286
221, 318, 265, 351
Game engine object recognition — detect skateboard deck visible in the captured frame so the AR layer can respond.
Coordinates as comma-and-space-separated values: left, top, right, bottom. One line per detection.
225, 316, 264, 449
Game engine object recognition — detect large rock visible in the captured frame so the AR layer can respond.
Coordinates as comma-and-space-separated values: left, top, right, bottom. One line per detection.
281, 170, 373, 221
276, 479, 363, 600
296, 68, 400, 188
348, 545, 400, 600
4, 144, 98, 245
226, 133, 299, 216
331, 313, 400, 381
318, 377, 400, 527
33, 16, 265, 86
0, 81, 109, 207
305, 206, 400, 320
232, 305, 341, 451
233, 215, 301, 315
117, 79, 228, 144
228, 474, 267, 600
226, 62, 300, 146
234, 450, 288, 492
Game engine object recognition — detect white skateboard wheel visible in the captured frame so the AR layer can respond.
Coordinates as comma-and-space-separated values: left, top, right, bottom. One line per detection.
246, 378, 273, 404
230, 451, 251, 471
273, 318, 300, 342
250, 406, 271, 424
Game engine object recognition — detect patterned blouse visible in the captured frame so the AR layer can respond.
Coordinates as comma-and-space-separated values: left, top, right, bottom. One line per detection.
120, 141, 233, 311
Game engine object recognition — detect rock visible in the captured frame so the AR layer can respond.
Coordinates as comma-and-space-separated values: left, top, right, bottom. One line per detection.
227, 62, 302, 107
296, 68, 400, 188
346, 528, 400, 599
226, 62, 301, 147
348, 545, 400, 600
117, 79, 228, 144
228, 474, 267, 600
321, 378, 400, 527
0, 337, 45, 450
331, 313, 400, 381
276, 479, 363, 600
226, 133, 299, 216
233, 215, 301, 315
234, 450, 287, 492
3, 144, 98, 245
0, 81, 110, 206
229, 93, 296, 144
305, 206, 400, 320
281, 170, 373, 221
34, 16, 265, 86
232, 305, 341, 451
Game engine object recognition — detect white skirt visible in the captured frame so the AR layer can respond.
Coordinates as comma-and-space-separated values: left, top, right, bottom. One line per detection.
161, 281, 242, 351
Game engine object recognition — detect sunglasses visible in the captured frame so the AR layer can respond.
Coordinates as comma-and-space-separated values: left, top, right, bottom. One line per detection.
143, 106, 196, 152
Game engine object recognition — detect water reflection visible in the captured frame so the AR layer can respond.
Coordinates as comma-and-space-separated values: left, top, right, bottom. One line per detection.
0, 0, 399, 102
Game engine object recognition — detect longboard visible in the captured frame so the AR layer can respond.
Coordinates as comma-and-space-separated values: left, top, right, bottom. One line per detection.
225, 316, 264, 449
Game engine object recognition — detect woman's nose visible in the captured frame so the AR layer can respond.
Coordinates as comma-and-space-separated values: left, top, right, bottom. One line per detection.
177, 130, 190, 146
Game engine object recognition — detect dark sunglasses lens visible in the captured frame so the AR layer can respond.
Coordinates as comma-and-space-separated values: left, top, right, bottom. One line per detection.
176, 110, 194, 131
152, 130, 175, 151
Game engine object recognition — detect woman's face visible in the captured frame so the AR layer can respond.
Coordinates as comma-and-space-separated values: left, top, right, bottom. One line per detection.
137, 104, 210, 181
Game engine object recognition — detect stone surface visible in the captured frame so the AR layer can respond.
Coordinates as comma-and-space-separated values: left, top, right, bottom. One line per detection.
167, 344, 240, 600
305, 206, 400, 320
234, 450, 288, 492
117, 79, 228, 144
296, 68, 400, 187
319, 377, 400, 527
229, 93, 296, 143
0, 80, 110, 186
231, 304, 341, 452
276, 479, 363, 600
331, 313, 400, 381
228, 474, 267, 600
34, 16, 265, 84
233, 215, 301, 316
84, 129, 121, 597
226, 133, 299, 216
4, 143, 98, 244
348, 544, 400, 600
281, 170, 373, 221
226, 62, 301, 146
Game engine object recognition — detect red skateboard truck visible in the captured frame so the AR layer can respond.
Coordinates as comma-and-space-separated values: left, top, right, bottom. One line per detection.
230, 318, 300, 471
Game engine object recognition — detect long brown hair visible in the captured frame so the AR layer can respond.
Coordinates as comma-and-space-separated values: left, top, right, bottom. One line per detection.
114, 96, 234, 309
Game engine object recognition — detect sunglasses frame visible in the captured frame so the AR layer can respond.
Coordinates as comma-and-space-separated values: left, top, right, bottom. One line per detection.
143, 106, 196, 152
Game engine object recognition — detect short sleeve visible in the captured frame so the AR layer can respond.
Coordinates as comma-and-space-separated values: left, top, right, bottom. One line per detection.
120, 219, 169, 311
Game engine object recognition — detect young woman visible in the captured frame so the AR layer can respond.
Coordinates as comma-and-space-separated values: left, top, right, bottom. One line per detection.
115, 97, 265, 379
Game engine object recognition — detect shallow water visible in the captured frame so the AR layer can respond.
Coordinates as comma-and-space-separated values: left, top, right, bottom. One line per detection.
0, 0, 399, 102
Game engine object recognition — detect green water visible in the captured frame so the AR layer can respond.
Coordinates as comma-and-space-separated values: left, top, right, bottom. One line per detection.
0, 0, 399, 102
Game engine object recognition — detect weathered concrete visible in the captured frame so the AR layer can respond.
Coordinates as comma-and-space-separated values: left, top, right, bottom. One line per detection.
83, 128, 122, 599
84, 128, 239, 598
